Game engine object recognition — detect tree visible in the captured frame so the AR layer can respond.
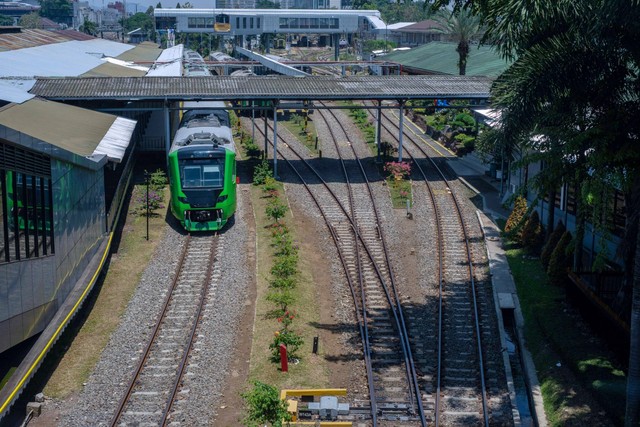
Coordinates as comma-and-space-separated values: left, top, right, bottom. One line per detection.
79, 19, 98, 36
19, 12, 40, 28
0, 14, 13, 26
156, 2, 162, 7
429, 1, 640, 424
431, 8, 482, 75
39, 0, 72, 23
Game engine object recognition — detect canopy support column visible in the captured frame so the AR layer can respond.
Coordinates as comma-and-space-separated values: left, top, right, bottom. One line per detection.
398, 100, 405, 162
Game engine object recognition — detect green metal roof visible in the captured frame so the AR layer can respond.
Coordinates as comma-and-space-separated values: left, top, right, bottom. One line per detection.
384, 42, 510, 77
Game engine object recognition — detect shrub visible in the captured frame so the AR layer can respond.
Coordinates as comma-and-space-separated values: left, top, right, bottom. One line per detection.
451, 112, 475, 129
134, 187, 164, 215
266, 198, 287, 223
266, 289, 296, 312
521, 210, 544, 254
384, 161, 411, 180
253, 160, 272, 185
454, 133, 475, 154
147, 169, 168, 191
547, 231, 573, 286
271, 255, 298, 278
541, 221, 566, 268
245, 142, 261, 158
269, 276, 297, 290
262, 176, 278, 196
241, 381, 292, 427
270, 328, 304, 362
505, 196, 528, 243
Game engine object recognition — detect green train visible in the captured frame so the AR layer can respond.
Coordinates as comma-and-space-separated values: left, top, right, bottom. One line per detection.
168, 100, 237, 232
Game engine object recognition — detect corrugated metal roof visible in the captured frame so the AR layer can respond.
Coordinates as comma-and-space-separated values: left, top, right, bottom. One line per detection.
116, 41, 163, 63
29, 75, 492, 100
0, 28, 79, 51
93, 116, 136, 162
0, 39, 135, 78
81, 62, 148, 77
146, 61, 182, 76
384, 42, 510, 77
156, 44, 183, 63
0, 98, 129, 161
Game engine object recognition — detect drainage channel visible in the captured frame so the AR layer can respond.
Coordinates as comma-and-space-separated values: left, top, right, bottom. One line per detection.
502, 308, 536, 427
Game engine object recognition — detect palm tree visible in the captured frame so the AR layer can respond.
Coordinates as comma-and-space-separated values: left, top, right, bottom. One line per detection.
431, 8, 482, 75
465, 1, 640, 424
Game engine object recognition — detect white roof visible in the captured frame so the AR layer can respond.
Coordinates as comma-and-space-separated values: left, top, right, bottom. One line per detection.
388, 22, 415, 30
93, 116, 137, 163
474, 108, 501, 126
146, 61, 182, 76
367, 16, 386, 30
156, 44, 184, 63
0, 79, 35, 103
0, 39, 135, 78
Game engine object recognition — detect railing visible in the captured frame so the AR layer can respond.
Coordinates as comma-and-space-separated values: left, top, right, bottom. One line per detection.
568, 270, 629, 334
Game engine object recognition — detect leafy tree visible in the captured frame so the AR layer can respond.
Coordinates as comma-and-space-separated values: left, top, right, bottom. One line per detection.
156, 2, 162, 8
266, 199, 287, 223
19, 12, 40, 28
241, 381, 291, 427
431, 8, 482, 75
79, 20, 98, 36
425, 1, 640, 423
0, 14, 13, 26
39, 0, 72, 23
175, 2, 180, 7
146, 6, 154, 15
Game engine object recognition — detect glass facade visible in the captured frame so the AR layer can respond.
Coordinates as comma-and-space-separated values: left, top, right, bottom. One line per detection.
279, 17, 339, 30
0, 139, 106, 353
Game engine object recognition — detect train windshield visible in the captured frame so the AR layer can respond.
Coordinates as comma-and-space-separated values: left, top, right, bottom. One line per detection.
180, 158, 225, 189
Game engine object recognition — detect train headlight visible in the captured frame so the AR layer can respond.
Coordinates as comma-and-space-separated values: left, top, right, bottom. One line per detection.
217, 194, 228, 203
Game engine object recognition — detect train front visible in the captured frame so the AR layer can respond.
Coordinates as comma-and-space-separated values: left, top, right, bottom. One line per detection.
169, 142, 236, 232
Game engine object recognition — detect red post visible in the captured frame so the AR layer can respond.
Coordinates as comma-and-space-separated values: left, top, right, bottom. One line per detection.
279, 344, 288, 372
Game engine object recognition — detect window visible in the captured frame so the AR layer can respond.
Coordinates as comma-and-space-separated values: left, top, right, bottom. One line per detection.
180, 158, 225, 189
0, 142, 54, 264
257, 18, 260, 28
250, 17, 254, 28
243, 17, 247, 28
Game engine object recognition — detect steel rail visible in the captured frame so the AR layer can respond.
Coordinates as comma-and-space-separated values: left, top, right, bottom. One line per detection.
320, 104, 427, 426
371, 105, 490, 425
252, 123, 378, 423
161, 233, 219, 425
110, 234, 193, 426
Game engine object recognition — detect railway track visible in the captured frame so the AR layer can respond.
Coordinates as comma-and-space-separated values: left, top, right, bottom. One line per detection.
365, 103, 512, 425
110, 232, 220, 426
250, 108, 426, 425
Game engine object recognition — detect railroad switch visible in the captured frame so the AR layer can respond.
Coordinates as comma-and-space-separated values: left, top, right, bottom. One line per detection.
281, 389, 352, 425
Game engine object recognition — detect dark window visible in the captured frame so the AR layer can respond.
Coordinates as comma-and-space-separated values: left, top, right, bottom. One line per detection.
250, 17, 254, 28
0, 142, 54, 264
565, 182, 577, 215
243, 17, 246, 28
257, 18, 260, 28
609, 190, 626, 237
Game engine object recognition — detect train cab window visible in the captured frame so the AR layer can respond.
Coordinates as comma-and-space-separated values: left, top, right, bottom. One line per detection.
203, 165, 222, 187
180, 159, 225, 189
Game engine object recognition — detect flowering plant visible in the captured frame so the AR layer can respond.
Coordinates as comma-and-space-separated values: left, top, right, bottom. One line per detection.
384, 161, 411, 180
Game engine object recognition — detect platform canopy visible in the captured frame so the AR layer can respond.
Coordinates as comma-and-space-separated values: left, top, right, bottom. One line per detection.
29, 75, 492, 102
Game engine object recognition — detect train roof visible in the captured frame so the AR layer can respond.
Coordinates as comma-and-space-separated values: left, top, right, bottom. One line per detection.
170, 116, 235, 155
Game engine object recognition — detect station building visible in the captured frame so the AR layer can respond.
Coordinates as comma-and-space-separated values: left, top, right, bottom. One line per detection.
154, 8, 386, 47
0, 28, 164, 355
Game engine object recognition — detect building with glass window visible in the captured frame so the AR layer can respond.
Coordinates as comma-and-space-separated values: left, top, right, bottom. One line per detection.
154, 8, 384, 42
0, 99, 135, 354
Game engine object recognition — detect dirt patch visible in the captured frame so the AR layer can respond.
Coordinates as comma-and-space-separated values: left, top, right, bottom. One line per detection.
211, 182, 257, 426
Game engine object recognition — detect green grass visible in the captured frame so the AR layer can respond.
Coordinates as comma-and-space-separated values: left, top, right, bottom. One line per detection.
505, 244, 627, 425
387, 178, 412, 209
280, 115, 318, 155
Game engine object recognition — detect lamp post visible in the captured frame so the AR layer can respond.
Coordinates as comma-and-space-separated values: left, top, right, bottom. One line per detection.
144, 171, 150, 241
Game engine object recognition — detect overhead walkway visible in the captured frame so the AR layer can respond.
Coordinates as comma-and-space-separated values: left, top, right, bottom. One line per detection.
235, 47, 309, 77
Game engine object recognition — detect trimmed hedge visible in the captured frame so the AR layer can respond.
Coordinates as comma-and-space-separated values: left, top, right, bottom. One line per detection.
547, 230, 573, 286
522, 210, 544, 254
505, 195, 528, 243
541, 221, 566, 268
